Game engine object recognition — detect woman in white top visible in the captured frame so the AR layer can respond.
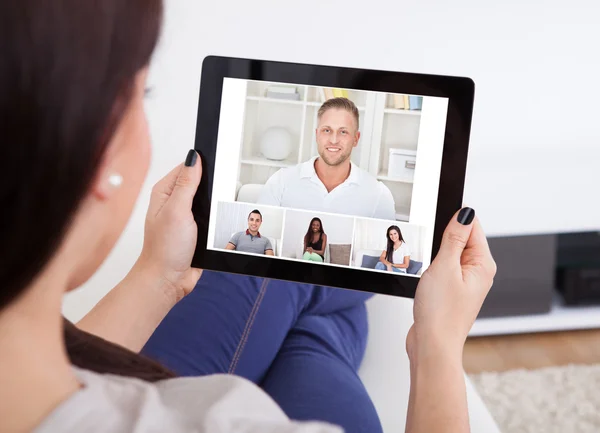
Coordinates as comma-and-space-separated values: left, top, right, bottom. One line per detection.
376, 225, 411, 273
0, 1, 497, 433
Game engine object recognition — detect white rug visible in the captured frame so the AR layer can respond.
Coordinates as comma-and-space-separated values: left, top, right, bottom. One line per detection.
469, 364, 600, 433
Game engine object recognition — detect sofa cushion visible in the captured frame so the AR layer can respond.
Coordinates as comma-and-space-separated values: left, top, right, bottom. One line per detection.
329, 243, 351, 266
361, 254, 380, 269
407, 259, 422, 275
236, 183, 264, 203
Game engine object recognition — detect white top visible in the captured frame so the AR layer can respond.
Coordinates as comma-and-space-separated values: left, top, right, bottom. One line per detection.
392, 242, 411, 265
257, 156, 396, 220
34, 367, 342, 433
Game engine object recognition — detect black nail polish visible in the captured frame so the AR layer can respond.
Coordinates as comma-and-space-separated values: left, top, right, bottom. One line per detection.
185, 149, 197, 167
457, 207, 475, 225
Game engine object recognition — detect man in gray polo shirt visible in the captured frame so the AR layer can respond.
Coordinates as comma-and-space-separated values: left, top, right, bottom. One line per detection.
225, 209, 274, 256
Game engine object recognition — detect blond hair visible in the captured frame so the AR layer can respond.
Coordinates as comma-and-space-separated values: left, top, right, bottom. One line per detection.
317, 97, 359, 129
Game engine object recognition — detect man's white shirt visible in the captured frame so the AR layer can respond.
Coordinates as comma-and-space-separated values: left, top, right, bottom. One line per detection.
257, 156, 396, 220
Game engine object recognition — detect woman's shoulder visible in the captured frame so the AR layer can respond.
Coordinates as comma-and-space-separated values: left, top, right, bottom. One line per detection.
34, 367, 342, 433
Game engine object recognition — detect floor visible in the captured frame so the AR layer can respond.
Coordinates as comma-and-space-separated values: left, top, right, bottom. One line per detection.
463, 328, 600, 374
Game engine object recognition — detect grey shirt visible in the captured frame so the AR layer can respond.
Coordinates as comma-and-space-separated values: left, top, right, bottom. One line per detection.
34, 367, 342, 433
229, 230, 273, 255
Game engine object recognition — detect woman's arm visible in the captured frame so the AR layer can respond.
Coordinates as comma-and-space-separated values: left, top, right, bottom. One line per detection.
379, 250, 390, 266
405, 209, 496, 433
77, 153, 203, 352
76, 260, 185, 352
406, 337, 468, 433
303, 239, 312, 253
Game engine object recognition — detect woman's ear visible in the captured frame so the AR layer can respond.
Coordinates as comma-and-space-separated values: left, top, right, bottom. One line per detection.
88, 68, 150, 203
90, 141, 124, 201
88, 75, 145, 203
96, 172, 123, 200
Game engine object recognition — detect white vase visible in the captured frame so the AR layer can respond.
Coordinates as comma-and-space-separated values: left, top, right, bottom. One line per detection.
260, 127, 292, 161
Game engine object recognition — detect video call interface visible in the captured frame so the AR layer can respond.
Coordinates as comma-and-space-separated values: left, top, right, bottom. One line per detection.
206, 78, 449, 278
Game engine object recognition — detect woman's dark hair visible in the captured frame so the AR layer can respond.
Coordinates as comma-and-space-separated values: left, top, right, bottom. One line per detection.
385, 225, 405, 263
304, 217, 324, 249
1, 0, 175, 381
63, 319, 177, 382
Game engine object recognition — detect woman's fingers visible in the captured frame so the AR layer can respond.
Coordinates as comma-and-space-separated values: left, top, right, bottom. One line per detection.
176, 267, 203, 299
435, 207, 476, 264
147, 150, 202, 219
147, 163, 184, 218
166, 150, 202, 213
462, 217, 497, 286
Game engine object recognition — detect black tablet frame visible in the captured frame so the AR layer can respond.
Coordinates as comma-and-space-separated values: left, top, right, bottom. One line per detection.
190, 55, 474, 298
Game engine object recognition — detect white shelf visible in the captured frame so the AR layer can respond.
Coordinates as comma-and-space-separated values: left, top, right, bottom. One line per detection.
240, 156, 297, 168
383, 108, 422, 116
247, 97, 367, 111
306, 101, 367, 111
469, 293, 600, 337
240, 89, 420, 204
246, 96, 304, 106
377, 172, 414, 184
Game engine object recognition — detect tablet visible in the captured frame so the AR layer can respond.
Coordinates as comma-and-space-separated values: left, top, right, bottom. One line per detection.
190, 55, 474, 298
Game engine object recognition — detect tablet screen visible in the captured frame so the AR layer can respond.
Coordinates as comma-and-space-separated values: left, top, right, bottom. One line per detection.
205, 78, 448, 279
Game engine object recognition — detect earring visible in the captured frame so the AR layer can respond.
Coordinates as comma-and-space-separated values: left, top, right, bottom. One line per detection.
108, 173, 123, 188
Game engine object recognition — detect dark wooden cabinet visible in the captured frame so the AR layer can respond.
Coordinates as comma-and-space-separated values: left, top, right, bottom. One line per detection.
479, 234, 556, 318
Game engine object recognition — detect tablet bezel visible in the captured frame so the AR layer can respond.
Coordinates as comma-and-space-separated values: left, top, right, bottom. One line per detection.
190, 55, 474, 298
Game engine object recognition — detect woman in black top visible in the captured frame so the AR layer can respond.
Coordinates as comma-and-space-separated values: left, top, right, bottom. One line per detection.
302, 217, 328, 262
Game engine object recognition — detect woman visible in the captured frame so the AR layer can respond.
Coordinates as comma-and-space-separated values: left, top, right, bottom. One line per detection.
302, 217, 327, 262
376, 225, 411, 273
0, 2, 496, 433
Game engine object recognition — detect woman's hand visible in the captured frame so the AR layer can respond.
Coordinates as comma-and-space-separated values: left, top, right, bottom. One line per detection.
407, 207, 496, 359
306, 247, 314, 253
77, 150, 205, 351
135, 150, 203, 303
404, 208, 496, 433
381, 253, 391, 267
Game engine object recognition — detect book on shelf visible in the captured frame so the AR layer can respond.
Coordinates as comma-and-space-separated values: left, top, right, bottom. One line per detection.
265, 90, 301, 101
323, 87, 335, 100
332, 88, 349, 98
266, 85, 297, 94
392, 94, 405, 109
408, 95, 423, 110
318, 87, 327, 102
403, 95, 410, 109
265, 85, 301, 101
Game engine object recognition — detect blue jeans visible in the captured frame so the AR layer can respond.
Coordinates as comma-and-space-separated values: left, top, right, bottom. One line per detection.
375, 261, 406, 273
141, 270, 382, 433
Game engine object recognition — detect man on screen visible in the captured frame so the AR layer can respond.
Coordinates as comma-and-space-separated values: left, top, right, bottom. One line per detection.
257, 97, 396, 220
225, 209, 274, 256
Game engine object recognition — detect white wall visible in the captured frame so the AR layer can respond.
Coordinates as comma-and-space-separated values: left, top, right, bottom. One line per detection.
281, 211, 355, 258
155, 0, 600, 238
213, 202, 284, 249
353, 219, 426, 263
63, 0, 600, 319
